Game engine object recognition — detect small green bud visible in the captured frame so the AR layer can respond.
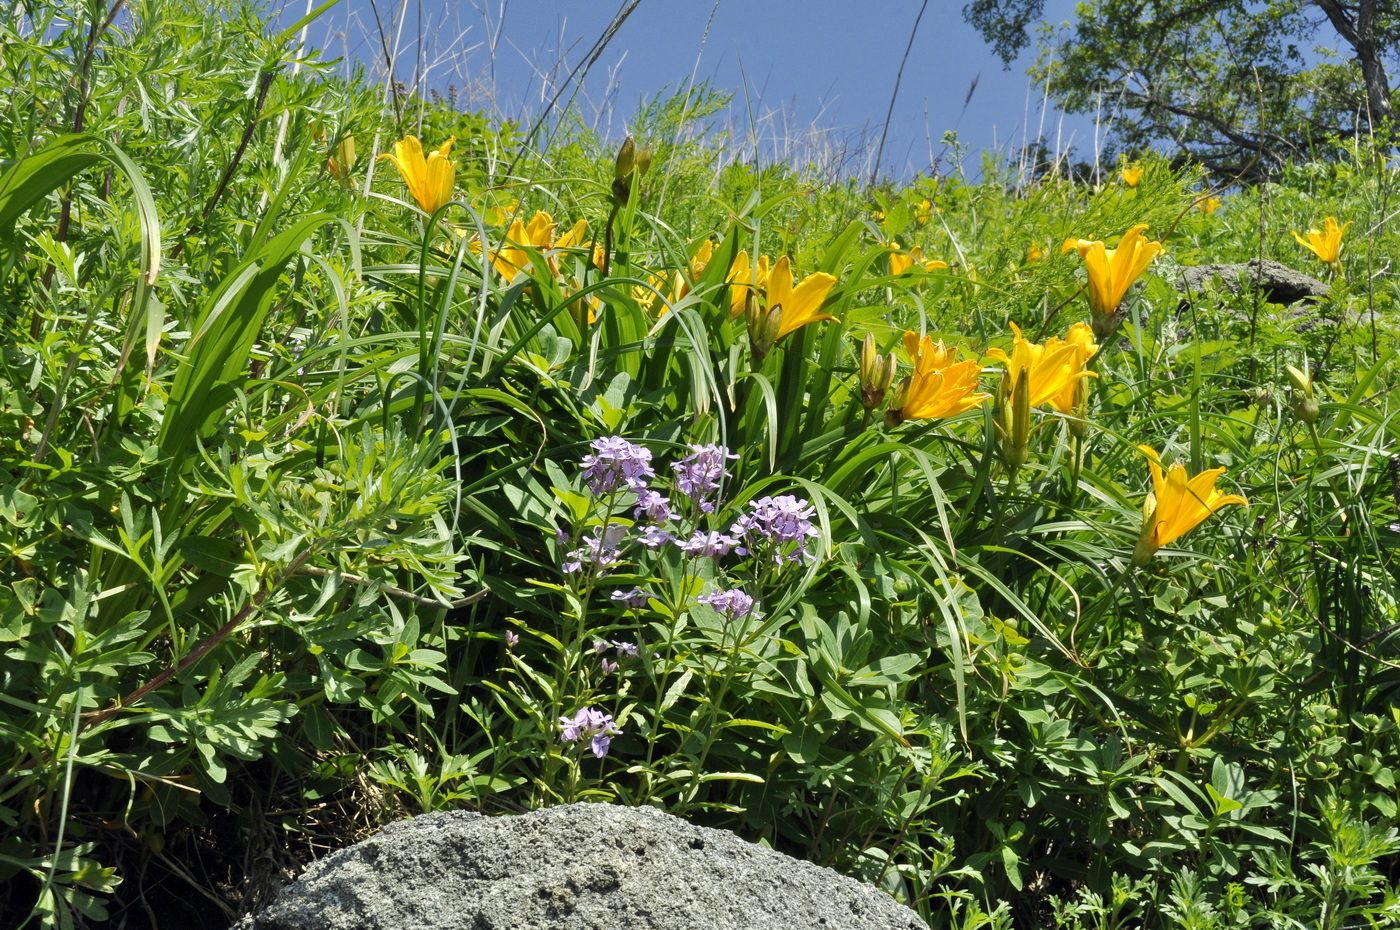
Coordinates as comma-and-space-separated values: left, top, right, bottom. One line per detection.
761, 305, 784, 348
1286, 362, 1320, 424
612, 136, 651, 206
613, 135, 636, 182
859, 334, 898, 410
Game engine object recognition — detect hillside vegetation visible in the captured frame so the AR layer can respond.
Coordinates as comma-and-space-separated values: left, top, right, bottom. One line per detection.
1, 2, 1398, 927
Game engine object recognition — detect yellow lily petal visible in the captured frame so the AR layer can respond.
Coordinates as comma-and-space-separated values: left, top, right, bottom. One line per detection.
1135, 445, 1248, 560
986, 322, 1096, 413
378, 135, 456, 214
555, 219, 588, 250
1292, 216, 1349, 265
895, 333, 990, 421
726, 250, 770, 318
767, 256, 837, 340
1065, 224, 1164, 335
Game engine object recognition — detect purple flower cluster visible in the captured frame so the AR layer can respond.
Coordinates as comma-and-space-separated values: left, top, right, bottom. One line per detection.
581, 436, 655, 495
562, 524, 627, 575
731, 495, 820, 564
638, 525, 672, 549
591, 637, 639, 674
559, 707, 622, 758
672, 444, 737, 513
610, 588, 652, 609
592, 638, 639, 657
675, 530, 739, 560
697, 588, 759, 620
633, 488, 675, 523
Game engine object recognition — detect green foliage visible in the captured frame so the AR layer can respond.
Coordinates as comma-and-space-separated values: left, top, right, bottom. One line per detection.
1, 1, 1399, 928
965, 0, 1400, 180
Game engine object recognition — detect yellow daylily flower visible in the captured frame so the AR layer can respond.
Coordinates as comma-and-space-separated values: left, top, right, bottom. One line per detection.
985, 322, 1097, 414
665, 238, 720, 303
1040, 322, 1098, 416
1025, 242, 1045, 263
689, 239, 717, 279
1199, 196, 1223, 215
889, 243, 949, 276
487, 210, 587, 281
763, 256, 838, 341
378, 135, 456, 214
1063, 224, 1165, 340
890, 331, 990, 423
725, 250, 772, 318
1292, 216, 1349, 265
1120, 164, 1143, 187
1132, 445, 1247, 564
987, 323, 1098, 477
915, 198, 934, 225
632, 269, 686, 316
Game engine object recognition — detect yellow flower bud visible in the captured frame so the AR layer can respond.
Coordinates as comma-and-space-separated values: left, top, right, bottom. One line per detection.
1285, 363, 1320, 425
761, 305, 785, 350
996, 367, 1032, 475
859, 334, 898, 410
612, 136, 652, 206
327, 135, 356, 183
613, 136, 636, 182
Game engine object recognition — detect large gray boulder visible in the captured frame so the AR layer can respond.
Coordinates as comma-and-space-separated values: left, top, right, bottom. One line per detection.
233, 803, 929, 930
1176, 259, 1330, 306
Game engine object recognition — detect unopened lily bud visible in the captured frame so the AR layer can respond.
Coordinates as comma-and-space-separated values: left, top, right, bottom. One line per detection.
327, 135, 356, 183
861, 333, 878, 377
883, 377, 912, 426
612, 136, 647, 206
613, 136, 636, 182
1067, 376, 1091, 440
859, 335, 898, 410
1010, 367, 1031, 464
744, 289, 764, 331
1285, 363, 1312, 395
746, 303, 782, 361
761, 305, 784, 349
996, 368, 1031, 474
1286, 364, 1320, 424
1130, 492, 1160, 566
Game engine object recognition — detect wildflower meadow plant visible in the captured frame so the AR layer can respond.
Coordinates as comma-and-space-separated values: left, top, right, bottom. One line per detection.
581, 436, 656, 494
673, 444, 738, 512
730, 495, 820, 564
521, 435, 827, 802
7, 5, 1400, 926
559, 707, 622, 758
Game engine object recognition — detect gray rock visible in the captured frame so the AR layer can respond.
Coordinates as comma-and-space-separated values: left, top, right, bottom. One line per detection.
233, 803, 929, 930
1176, 259, 1330, 306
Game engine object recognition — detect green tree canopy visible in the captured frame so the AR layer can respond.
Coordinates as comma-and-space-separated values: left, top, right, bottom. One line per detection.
964, 0, 1399, 179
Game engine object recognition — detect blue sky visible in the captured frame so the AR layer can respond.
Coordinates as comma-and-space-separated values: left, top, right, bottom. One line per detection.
285, 0, 1097, 179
